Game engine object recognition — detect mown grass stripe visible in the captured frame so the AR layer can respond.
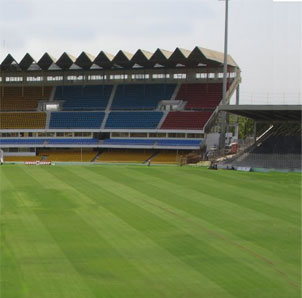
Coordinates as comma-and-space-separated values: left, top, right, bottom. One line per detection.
19, 166, 171, 298
179, 167, 301, 202
130, 166, 300, 225
84, 166, 300, 288
76, 206, 233, 298
89, 166, 300, 269
39, 166, 235, 298
1, 169, 97, 298
29, 166, 232, 296
48, 166, 300, 298
0, 165, 300, 298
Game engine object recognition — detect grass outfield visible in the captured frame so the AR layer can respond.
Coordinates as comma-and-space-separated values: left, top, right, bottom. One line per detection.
0, 164, 300, 298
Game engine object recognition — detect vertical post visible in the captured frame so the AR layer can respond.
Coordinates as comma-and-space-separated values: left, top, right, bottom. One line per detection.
253, 122, 257, 143
222, 0, 229, 105
236, 84, 239, 105
234, 85, 240, 140
219, 0, 229, 154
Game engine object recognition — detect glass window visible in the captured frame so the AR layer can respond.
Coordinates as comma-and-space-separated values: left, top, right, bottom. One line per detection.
152, 74, 170, 79
109, 74, 128, 80
173, 73, 186, 79
168, 133, 186, 138
149, 133, 167, 138
187, 133, 204, 138
131, 74, 150, 80
130, 133, 148, 138
111, 132, 129, 137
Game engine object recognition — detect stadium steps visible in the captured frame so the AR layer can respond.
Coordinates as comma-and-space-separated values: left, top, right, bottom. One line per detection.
101, 111, 110, 129
170, 83, 181, 101
157, 111, 169, 128
143, 151, 159, 164
40, 155, 49, 161
101, 85, 118, 129
49, 86, 56, 101
92, 151, 103, 162
106, 85, 117, 111
45, 112, 51, 129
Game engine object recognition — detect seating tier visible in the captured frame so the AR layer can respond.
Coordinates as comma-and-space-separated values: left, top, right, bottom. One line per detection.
105, 112, 163, 129
3, 156, 42, 162
0, 87, 52, 111
0, 113, 46, 129
101, 138, 202, 147
161, 111, 212, 130
156, 139, 201, 147
42, 150, 97, 162
49, 112, 105, 129
96, 150, 152, 163
55, 85, 113, 111
151, 152, 180, 164
111, 84, 176, 110
0, 138, 99, 145
176, 83, 223, 109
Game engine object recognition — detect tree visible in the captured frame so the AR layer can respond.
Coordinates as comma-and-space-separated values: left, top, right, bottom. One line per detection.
238, 116, 254, 139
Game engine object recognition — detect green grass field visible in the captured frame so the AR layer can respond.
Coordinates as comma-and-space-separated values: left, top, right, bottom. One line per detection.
0, 164, 301, 298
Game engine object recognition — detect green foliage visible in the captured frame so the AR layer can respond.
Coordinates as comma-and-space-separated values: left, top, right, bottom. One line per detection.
224, 115, 254, 139
238, 116, 254, 139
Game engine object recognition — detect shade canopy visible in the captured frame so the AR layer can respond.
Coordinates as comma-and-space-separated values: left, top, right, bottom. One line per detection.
0, 46, 238, 71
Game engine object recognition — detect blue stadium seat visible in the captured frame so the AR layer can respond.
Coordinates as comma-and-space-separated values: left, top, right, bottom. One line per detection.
49, 112, 105, 129
155, 139, 202, 147
101, 138, 203, 147
102, 139, 154, 146
0, 138, 201, 147
0, 139, 44, 145
105, 112, 163, 129
55, 85, 113, 111
47, 139, 99, 145
111, 84, 176, 110
0, 138, 99, 145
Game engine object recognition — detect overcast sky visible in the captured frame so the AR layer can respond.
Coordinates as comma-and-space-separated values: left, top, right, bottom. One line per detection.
0, 0, 301, 103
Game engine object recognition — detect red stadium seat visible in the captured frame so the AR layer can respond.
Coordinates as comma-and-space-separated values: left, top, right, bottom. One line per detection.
176, 83, 223, 109
161, 111, 213, 130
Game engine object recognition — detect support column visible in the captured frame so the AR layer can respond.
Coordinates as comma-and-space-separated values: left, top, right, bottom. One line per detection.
234, 85, 240, 140
254, 121, 257, 143
218, 0, 229, 155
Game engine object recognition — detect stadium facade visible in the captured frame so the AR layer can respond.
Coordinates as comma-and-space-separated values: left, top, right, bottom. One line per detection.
0, 46, 240, 163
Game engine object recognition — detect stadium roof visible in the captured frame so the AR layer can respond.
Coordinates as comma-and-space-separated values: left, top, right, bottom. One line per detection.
38, 53, 57, 70
0, 46, 238, 71
219, 105, 302, 122
75, 52, 95, 69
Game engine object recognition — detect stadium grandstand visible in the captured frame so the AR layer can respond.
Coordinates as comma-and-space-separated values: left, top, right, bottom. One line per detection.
0, 46, 241, 164
218, 105, 301, 171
